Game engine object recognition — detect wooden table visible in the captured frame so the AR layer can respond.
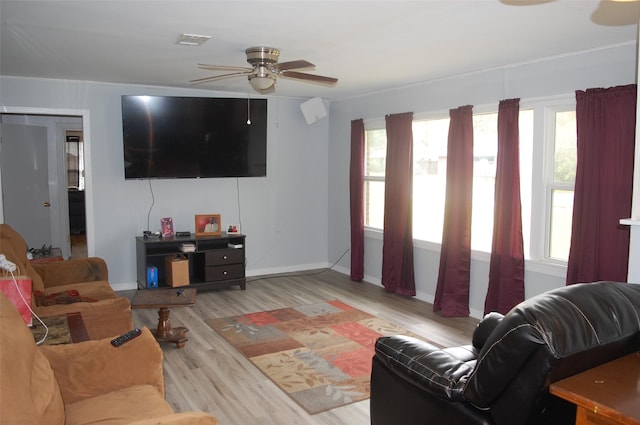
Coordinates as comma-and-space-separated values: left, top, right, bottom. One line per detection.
30, 312, 89, 345
550, 352, 640, 425
130, 287, 197, 348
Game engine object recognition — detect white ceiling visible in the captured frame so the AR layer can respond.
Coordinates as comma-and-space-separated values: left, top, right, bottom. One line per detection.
1, 1, 639, 101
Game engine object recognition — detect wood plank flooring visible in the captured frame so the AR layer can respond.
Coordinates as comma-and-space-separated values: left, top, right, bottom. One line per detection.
126, 270, 478, 425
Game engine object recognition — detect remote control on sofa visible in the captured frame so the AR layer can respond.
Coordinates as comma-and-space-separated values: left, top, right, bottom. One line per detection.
110, 328, 142, 347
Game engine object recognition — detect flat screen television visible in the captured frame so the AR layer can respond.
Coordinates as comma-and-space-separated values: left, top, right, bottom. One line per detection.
121, 95, 267, 179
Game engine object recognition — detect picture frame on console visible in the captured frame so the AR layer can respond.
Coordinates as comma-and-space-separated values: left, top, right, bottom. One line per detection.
160, 217, 174, 238
195, 214, 221, 236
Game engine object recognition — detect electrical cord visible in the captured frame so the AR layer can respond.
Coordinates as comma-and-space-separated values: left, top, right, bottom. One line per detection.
146, 179, 155, 231
235, 177, 243, 233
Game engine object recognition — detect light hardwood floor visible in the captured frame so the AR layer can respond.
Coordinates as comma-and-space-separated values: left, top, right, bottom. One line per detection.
127, 270, 478, 425
69, 234, 87, 259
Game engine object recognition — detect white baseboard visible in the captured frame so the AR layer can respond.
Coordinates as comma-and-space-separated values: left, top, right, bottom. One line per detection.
111, 281, 137, 291
246, 262, 331, 278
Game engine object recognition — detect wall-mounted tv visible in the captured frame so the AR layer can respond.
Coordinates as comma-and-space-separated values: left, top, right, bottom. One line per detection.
121, 95, 267, 179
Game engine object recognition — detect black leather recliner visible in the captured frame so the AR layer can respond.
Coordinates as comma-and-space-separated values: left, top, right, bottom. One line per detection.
371, 281, 640, 425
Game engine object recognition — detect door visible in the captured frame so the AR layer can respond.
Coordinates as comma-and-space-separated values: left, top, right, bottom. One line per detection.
0, 123, 53, 248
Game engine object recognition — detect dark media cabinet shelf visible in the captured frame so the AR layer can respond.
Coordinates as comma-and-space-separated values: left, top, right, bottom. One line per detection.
135, 233, 246, 291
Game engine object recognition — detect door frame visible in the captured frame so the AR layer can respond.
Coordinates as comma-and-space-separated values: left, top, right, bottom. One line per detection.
0, 106, 94, 257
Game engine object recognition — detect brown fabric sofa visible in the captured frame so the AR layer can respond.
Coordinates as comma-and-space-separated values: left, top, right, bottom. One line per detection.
0, 223, 132, 339
0, 292, 220, 425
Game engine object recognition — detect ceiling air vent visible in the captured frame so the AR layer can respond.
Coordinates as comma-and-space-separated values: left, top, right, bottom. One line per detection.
176, 34, 211, 46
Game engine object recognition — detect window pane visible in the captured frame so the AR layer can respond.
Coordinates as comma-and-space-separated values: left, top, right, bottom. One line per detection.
365, 180, 385, 228
519, 110, 534, 259
365, 129, 387, 177
471, 113, 498, 253
547, 109, 576, 262
413, 119, 449, 242
554, 111, 576, 183
549, 189, 574, 260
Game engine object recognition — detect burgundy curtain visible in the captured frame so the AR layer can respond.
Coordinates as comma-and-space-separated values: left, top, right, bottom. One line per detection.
485, 98, 525, 315
566, 84, 636, 284
381, 112, 416, 296
433, 105, 474, 317
350, 119, 365, 281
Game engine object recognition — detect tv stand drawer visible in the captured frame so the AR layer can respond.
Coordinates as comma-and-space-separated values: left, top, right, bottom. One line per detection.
202, 264, 245, 282
204, 249, 244, 266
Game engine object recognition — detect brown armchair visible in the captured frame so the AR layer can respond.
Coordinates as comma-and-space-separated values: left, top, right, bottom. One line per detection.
0, 223, 132, 339
0, 292, 220, 424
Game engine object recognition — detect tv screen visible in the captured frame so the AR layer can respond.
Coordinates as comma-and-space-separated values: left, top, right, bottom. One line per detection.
121, 95, 267, 179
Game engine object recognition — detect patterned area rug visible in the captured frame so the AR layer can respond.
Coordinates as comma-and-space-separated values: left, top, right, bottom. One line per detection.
206, 300, 423, 414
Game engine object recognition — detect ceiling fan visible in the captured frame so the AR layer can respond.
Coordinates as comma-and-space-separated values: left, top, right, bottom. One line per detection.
190, 46, 338, 93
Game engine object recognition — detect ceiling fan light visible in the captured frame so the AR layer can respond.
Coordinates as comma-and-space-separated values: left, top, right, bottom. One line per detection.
249, 75, 275, 91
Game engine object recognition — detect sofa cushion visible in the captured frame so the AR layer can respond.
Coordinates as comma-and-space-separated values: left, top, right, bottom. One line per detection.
64, 384, 174, 425
0, 292, 65, 425
33, 296, 133, 340
32, 257, 109, 288
34, 289, 98, 306
42, 280, 118, 301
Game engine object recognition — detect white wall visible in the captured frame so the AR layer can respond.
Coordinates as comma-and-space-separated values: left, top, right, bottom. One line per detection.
327, 43, 637, 318
0, 78, 330, 289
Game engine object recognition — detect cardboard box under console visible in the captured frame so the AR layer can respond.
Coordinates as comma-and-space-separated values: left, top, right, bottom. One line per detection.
165, 254, 189, 287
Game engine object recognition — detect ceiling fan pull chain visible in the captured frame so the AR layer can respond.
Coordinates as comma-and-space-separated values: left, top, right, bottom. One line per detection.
246, 92, 251, 125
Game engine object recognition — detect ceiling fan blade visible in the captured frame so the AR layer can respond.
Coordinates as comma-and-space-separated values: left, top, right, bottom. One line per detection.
280, 71, 338, 85
197, 64, 253, 72
189, 71, 251, 85
274, 60, 315, 72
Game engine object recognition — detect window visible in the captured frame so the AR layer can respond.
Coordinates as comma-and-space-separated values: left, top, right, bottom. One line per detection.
468, 111, 534, 255
546, 109, 576, 261
364, 128, 387, 229
410, 111, 533, 253
412, 118, 448, 243
469, 112, 498, 253
362, 99, 575, 265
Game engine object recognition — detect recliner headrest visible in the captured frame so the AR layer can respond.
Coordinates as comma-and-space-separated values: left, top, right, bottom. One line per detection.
472, 312, 504, 349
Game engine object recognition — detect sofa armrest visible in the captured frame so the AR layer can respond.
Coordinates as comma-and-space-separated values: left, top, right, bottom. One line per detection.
32, 257, 108, 288
131, 412, 220, 425
39, 327, 164, 404
374, 335, 476, 400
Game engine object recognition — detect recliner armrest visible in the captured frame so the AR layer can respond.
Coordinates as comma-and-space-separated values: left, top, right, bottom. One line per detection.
374, 335, 476, 400
39, 327, 164, 404
32, 257, 108, 288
